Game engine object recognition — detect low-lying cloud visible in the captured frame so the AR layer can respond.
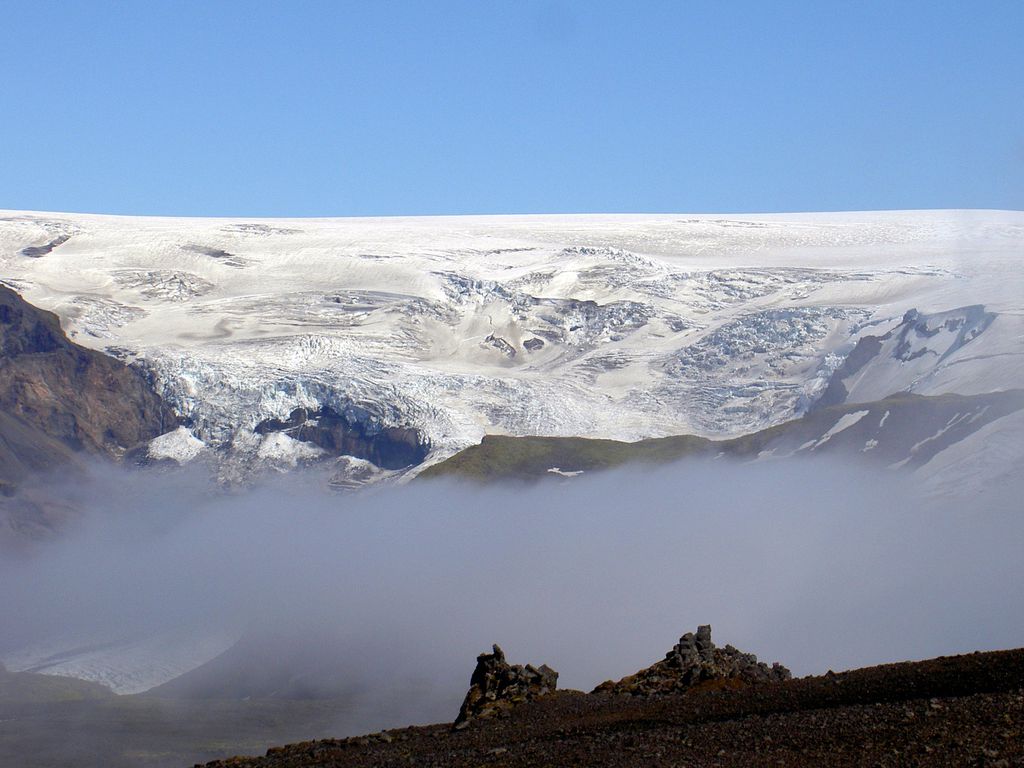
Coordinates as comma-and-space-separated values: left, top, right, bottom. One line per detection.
2, 457, 1023, 735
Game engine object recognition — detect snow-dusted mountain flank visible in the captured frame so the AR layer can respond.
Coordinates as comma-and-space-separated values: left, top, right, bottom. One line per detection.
1, 209, 1021, 493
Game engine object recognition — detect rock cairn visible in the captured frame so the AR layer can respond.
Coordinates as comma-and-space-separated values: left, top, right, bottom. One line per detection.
453, 645, 558, 729
593, 624, 790, 696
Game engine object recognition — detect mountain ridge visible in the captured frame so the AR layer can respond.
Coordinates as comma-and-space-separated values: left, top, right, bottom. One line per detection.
419, 388, 1024, 485
3, 209, 1020, 489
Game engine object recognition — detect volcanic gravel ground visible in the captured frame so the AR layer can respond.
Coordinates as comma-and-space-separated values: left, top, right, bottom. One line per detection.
200, 648, 1024, 767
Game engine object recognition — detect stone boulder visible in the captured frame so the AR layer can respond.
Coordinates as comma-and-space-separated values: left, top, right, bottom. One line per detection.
453, 645, 558, 729
593, 624, 790, 696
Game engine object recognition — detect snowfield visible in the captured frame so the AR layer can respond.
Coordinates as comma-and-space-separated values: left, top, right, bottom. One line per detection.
3, 627, 239, 695
1, 209, 1021, 487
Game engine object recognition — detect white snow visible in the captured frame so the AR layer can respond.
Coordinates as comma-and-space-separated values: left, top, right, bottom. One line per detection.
907, 413, 970, 455
2, 209, 1021, 483
814, 410, 871, 447
2, 628, 239, 694
915, 409, 1024, 497
256, 431, 325, 465
831, 307, 1024, 405
547, 467, 584, 477
797, 409, 870, 452
147, 426, 206, 463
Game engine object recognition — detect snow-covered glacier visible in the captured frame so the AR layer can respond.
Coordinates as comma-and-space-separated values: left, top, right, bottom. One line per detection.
1, 209, 1021, 485
3, 209, 1022, 695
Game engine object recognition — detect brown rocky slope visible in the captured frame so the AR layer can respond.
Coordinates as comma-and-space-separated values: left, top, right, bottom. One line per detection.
199, 644, 1024, 767
0, 285, 176, 465
0, 285, 177, 535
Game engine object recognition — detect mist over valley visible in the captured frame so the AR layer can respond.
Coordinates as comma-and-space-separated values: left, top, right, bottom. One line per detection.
0, 210, 1022, 766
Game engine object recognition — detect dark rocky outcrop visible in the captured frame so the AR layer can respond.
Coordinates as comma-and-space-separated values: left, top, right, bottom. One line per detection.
813, 305, 996, 411
199, 647, 1024, 768
593, 624, 790, 696
482, 334, 517, 359
522, 337, 545, 352
813, 334, 883, 409
184, 244, 248, 268
453, 645, 558, 729
255, 406, 429, 470
19, 234, 71, 258
0, 285, 178, 489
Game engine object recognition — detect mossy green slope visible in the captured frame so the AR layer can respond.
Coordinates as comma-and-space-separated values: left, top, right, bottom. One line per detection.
418, 433, 714, 483
419, 390, 1024, 483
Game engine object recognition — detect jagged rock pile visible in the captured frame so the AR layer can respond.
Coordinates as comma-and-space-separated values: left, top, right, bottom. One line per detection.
593, 625, 790, 696
453, 645, 558, 729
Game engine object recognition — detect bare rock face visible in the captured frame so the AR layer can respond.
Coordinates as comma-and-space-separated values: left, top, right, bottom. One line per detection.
453, 645, 558, 730
593, 624, 790, 696
254, 405, 429, 470
0, 286, 177, 484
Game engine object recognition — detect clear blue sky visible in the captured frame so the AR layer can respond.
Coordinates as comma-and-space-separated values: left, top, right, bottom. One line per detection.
1, 1, 1021, 216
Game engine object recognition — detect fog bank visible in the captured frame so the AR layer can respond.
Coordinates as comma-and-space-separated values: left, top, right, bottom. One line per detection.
2, 457, 1023, 733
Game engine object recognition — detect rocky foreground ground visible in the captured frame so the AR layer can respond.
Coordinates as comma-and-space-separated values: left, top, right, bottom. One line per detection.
200, 646, 1024, 767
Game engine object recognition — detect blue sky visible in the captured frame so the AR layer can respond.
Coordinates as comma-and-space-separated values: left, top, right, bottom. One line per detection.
1, 1, 1021, 216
